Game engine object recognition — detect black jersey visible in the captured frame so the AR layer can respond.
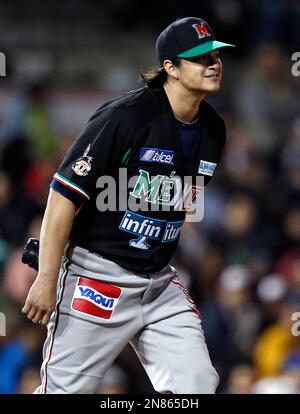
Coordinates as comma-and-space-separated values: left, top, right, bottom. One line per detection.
51, 85, 226, 273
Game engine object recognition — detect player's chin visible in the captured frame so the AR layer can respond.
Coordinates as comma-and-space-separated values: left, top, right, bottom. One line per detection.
203, 80, 221, 92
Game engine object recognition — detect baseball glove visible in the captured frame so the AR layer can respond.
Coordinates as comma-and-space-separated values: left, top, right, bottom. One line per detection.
21, 237, 39, 271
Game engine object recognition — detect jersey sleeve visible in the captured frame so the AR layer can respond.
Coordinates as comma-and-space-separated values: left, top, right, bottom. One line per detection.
53, 106, 136, 202
50, 178, 85, 208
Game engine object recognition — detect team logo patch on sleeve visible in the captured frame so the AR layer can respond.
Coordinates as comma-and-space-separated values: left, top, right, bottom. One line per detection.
71, 277, 122, 320
72, 144, 93, 176
198, 160, 217, 176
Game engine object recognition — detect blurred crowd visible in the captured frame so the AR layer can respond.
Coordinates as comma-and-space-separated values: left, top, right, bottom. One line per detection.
0, 0, 300, 395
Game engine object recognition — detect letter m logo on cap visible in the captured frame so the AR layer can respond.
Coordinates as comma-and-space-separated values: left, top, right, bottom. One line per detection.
192, 23, 211, 39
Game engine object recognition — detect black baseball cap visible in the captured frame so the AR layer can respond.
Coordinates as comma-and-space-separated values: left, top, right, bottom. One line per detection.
156, 17, 235, 64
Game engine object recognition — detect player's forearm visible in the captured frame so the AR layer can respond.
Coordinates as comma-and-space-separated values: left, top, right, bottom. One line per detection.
38, 188, 76, 282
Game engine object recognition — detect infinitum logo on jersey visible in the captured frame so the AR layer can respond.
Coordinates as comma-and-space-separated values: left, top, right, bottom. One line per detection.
198, 160, 217, 176
140, 147, 175, 165
71, 277, 122, 320
119, 210, 184, 250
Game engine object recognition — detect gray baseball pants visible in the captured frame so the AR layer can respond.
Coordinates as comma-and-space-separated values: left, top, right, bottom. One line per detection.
34, 245, 219, 394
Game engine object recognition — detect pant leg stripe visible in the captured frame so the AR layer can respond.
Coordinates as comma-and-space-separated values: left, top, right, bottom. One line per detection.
40, 255, 67, 393
40, 264, 65, 392
171, 277, 202, 320
41, 251, 70, 394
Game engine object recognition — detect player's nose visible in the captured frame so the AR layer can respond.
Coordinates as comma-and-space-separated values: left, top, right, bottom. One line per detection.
209, 58, 220, 68
206, 58, 221, 74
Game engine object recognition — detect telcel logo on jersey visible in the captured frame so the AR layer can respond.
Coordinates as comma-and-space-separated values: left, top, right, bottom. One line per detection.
119, 210, 184, 250
72, 277, 121, 320
198, 160, 217, 176
140, 147, 175, 165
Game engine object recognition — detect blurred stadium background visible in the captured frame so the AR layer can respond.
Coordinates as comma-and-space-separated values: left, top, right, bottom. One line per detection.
0, 0, 300, 394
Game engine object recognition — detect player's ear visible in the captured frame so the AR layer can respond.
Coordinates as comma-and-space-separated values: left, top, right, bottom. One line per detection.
163, 59, 179, 80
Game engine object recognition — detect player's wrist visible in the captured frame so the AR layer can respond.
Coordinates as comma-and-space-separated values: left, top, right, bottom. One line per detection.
36, 270, 59, 284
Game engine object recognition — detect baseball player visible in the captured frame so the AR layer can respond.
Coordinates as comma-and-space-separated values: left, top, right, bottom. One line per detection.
22, 17, 235, 394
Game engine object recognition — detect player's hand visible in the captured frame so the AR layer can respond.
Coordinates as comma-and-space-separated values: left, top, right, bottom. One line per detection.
22, 276, 57, 326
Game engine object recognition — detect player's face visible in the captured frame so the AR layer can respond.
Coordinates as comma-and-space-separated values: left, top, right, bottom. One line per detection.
176, 50, 222, 94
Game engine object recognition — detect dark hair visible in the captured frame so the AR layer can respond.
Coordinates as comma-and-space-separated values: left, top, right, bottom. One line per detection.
139, 58, 181, 88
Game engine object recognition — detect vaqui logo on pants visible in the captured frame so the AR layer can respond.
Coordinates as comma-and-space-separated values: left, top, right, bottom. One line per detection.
72, 277, 122, 320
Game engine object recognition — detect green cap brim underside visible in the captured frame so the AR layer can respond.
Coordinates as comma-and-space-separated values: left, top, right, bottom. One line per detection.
177, 40, 235, 58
